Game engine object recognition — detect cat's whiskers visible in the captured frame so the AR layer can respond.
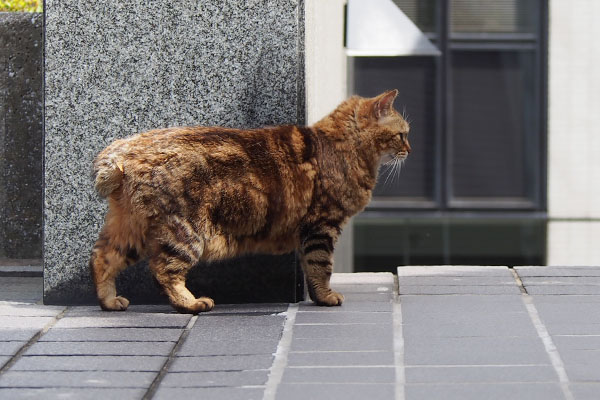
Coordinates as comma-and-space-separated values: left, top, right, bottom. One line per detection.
381, 155, 405, 187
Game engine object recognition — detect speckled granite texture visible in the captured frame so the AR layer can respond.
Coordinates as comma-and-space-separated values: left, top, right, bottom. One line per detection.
0, 13, 43, 259
44, 0, 305, 305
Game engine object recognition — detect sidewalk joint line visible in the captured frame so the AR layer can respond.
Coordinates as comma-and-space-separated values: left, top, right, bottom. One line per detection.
142, 314, 198, 400
393, 280, 405, 400
521, 295, 574, 400
509, 267, 528, 294
263, 303, 298, 400
0, 306, 69, 375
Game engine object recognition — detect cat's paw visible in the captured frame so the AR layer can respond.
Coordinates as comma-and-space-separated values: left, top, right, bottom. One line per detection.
182, 296, 215, 314
315, 291, 344, 307
100, 296, 130, 311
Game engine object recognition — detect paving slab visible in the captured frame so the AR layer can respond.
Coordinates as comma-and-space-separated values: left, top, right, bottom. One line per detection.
292, 323, 393, 340
291, 336, 393, 352
0, 341, 25, 356
569, 383, 600, 400
161, 370, 269, 387
0, 370, 156, 388
282, 366, 395, 383
40, 327, 182, 342
295, 311, 392, 324
515, 266, 600, 277
153, 387, 264, 400
525, 286, 600, 295
398, 266, 512, 277
287, 351, 394, 367
405, 365, 558, 384
0, 329, 38, 341
399, 285, 521, 295
0, 388, 145, 400
299, 301, 393, 312
404, 335, 550, 366
399, 276, 517, 285
169, 354, 274, 372
53, 312, 191, 328
0, 304, 63, 317
404, 383, 565, 400
275, 383, 395, 400
178, 339, 279, 356
24, 341, 175, 356
0, 316, 55, 329
11, 355, 167, 372
564, 363, 600, 382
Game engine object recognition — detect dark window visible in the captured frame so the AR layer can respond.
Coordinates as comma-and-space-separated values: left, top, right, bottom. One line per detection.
350, 0, 548, 270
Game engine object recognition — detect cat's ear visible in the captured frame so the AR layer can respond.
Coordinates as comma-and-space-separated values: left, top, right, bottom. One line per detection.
373, 89, 399, 119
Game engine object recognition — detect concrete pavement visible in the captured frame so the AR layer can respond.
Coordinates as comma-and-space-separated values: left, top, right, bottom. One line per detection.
0, 266, 599, 399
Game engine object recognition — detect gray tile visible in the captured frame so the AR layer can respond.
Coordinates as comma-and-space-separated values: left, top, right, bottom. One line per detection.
295, 311, 392, 324
330, 284, 394, 294
153, 387, 264, 400
291, 336, 393, 352
187, 323, 283, 342
515, 267, 600, 277
54, 313, 191, 328
287, 351, 394, 367
0, 371, 155, 388
24, 341, 174, 356
337, 293, 394, 302
523, 277, 600, 285
533, 303, 600, 322
0, 355, 10, 366
526, 286, 600, 295
399, 276, 517, 286
544, 323, 600, 335
405, 365, 558, 383
299, 301, 393, 312
565, 363, 600, 382
554, 336, 600, 350
0, 341, 25, 356
330, 273, 395, 286
570, 383, 600, 400
292, 324, 393, 340
401, 295, 527, 312
40, 328, 182, 342
528, 295, 600, 304
0, 329, 38, 341
404, 337, 550, 366
0, 388, 145, 400
0, 304, 64, 317
405, 383, 565, 400
178, 339, 278, 356
275, 383, 394, 400
211, 303, 288, 314
402, 320, 539, 338
399, 285, 521, 295
170, 355, 273, 372
11, 355, 167, 371
398, 266, 512, 277
282, 366, 395, 383
161, 370, 269, 387
559, 350, 600, 366
0, 317, 55, 329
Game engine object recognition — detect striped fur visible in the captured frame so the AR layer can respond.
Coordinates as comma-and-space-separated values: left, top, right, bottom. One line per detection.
89, 90, 410, 313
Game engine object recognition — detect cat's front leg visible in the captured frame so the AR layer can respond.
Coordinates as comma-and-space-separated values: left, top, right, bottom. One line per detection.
300, 231, 344, 306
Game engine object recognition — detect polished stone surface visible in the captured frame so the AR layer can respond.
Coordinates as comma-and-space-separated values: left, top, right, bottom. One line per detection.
44, 1, 305, 304
0, 13, 43, 259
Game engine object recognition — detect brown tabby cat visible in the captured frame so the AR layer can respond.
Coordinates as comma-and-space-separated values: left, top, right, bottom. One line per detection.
90, 89, 410, 313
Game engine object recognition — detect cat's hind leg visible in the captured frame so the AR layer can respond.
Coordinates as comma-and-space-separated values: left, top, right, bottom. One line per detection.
300, 230, 344, 306
90, 231, 138, 311
149, 240, 214, 314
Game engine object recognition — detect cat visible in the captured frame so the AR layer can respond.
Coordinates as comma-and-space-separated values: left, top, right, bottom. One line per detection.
89, 89, 410, 314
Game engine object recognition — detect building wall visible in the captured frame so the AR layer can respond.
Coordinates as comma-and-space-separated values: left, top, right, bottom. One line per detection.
547, 0, 600, 265
305, 0, 353, 272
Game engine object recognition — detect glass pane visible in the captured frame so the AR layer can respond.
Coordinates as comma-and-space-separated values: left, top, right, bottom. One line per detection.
352, 57, 436, 201
354, 218, 546, 272
451, 0, 538, 33
393, 0, 436, 33
451, 50, 536, 200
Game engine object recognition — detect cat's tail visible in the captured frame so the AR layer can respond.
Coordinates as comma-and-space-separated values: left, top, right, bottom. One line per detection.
93, 152, 124, 198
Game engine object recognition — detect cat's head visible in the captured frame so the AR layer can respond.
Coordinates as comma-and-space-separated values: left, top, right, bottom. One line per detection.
356, 89, 411, 162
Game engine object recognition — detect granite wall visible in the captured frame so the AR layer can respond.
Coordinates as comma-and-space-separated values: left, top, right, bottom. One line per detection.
0, 13, 43, 261
44, 1, 305, 304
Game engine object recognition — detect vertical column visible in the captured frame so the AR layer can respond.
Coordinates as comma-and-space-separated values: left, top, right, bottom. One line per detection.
44, 0, 305, 304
